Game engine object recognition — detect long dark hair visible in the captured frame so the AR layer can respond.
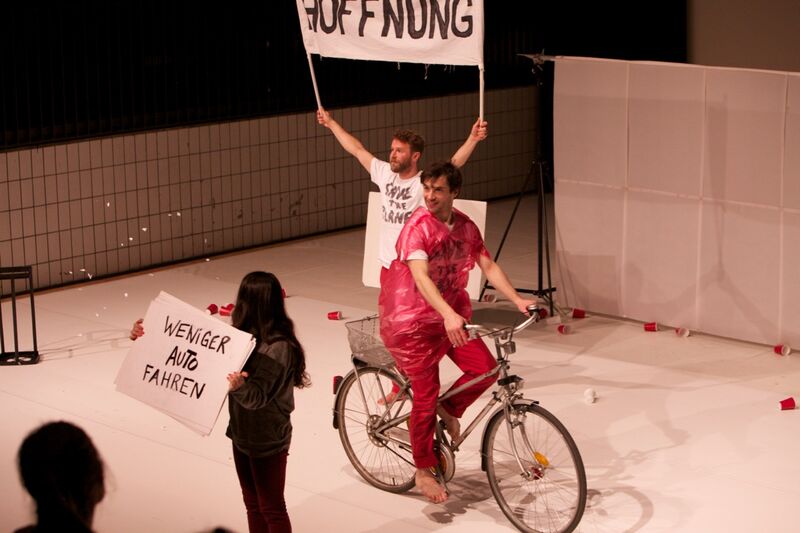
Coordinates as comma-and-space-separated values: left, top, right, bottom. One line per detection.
18, 421, 105, 533
231, 271, 310, 388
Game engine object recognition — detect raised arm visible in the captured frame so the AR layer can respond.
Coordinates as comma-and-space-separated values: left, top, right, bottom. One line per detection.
450, 117, 488, 168
477, 254, 536, 315
408, 259, 470, 347
317, 107, 375, 172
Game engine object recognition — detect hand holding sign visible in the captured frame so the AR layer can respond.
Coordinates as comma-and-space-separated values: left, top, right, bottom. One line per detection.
227, 371, 249, 392
129, 318, 144, 340
470, 118, 488, 141
317, 108, 332, 127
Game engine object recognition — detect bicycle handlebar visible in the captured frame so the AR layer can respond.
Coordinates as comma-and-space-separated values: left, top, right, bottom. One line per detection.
464, 304, 542, 338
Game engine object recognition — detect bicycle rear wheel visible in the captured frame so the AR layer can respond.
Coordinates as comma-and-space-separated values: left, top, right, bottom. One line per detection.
484, 400, 586, 533
335, 366, 416, 493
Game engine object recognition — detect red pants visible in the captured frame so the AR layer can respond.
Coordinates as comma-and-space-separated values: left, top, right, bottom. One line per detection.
233, 445, 291, 533
381, 266, 402, 396
407, 338, 497, 468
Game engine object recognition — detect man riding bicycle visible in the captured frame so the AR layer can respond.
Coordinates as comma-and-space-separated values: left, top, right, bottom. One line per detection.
378, 161, 535, 503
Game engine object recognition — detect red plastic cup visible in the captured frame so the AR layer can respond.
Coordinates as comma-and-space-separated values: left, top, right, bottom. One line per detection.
779, 397, 796, 411
327, 311, 342, 320
572, 308, 586, 319
644, 322, 658, 332
675, 327, 690, 338
557, 324, 571, 334
774, 344, 792, 356
481, 294, 496, 303
206, 303, 219, 315
219, 303, 235, 317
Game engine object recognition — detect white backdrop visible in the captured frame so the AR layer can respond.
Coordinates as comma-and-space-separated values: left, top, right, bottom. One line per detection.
553, 56, 800, 347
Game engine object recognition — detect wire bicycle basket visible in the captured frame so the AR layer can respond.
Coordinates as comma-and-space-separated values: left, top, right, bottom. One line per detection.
345, 315, 396, 367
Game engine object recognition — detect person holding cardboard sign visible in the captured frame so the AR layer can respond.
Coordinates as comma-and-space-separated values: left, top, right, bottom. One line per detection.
130, 272, 308, 532
224, 271, 309, 533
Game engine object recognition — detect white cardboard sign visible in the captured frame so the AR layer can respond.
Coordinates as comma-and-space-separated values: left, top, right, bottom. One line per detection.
115, 292, 256, 435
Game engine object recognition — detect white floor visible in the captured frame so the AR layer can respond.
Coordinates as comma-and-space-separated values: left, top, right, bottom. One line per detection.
2, 196, 799, 533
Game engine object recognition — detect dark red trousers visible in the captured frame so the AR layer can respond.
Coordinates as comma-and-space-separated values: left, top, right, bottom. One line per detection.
232, 445, 291, 533
407, 338, 497, 468
381, 266, 402, 396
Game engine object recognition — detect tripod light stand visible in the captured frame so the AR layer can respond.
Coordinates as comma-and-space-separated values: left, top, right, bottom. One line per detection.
480, 54, 557, 315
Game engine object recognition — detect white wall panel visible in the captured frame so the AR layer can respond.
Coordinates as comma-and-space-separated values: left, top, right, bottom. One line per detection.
628, 64, 705, 196
555, 56, 796, 347
623, 191, 700, 326
703, 69, 786, 206
697, 202, 781, 343
554, 181, 625, 315
781, 211, 800, 346
554, 58, 628, 186
784, 75, 800, 209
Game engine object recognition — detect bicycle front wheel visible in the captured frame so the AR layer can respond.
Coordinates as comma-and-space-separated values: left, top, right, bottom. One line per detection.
335, 366, 416, 493
484, 400, 587, 533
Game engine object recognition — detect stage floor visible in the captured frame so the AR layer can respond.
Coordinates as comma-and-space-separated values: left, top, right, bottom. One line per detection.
2, 196, 799, 532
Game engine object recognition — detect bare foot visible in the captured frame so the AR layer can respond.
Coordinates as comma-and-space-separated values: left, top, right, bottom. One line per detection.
377, 389, 404, 406
416, 469, 448, 503
437, 407, 461, 442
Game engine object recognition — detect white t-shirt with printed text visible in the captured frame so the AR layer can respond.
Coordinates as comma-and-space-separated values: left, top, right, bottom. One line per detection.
370, 158, 423, 268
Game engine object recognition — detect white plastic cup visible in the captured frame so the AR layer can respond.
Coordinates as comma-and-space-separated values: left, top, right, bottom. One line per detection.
774, 344, 792, 356
583, 389, 597, 404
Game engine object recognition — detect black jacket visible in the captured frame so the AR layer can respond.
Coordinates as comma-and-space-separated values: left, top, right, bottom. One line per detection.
226, 340, 295, 457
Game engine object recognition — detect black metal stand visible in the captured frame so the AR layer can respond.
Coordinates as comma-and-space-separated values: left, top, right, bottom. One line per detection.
479, 159, 556, 315
0, 266, 40, 365
480, 53, 556, 315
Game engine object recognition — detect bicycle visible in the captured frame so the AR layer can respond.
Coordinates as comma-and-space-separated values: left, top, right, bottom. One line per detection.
332, 305, 587, 533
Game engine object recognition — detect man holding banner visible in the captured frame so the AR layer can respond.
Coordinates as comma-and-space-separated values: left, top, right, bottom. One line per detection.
317, 108, 487, 273
318, 109, 486, 406
298, 0, 488, 278
302, 0, 488, 412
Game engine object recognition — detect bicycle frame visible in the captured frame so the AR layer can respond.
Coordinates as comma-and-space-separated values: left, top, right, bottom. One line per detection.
352, 323, 528, 454
334, 305, 588, 533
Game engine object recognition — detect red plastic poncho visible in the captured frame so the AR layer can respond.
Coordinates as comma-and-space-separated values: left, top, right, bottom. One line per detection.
379, 207, 489, 375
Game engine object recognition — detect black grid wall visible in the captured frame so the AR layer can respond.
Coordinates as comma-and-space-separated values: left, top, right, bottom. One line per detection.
0, 87, 538, 290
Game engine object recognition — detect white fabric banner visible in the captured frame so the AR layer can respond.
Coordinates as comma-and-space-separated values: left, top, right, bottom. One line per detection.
115, 292, 256, 435
295, 0, 484, 66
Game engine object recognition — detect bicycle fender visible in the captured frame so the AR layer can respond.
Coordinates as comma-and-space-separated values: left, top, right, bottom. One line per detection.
479, 399, 538, 472
332, 369, 357, 430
